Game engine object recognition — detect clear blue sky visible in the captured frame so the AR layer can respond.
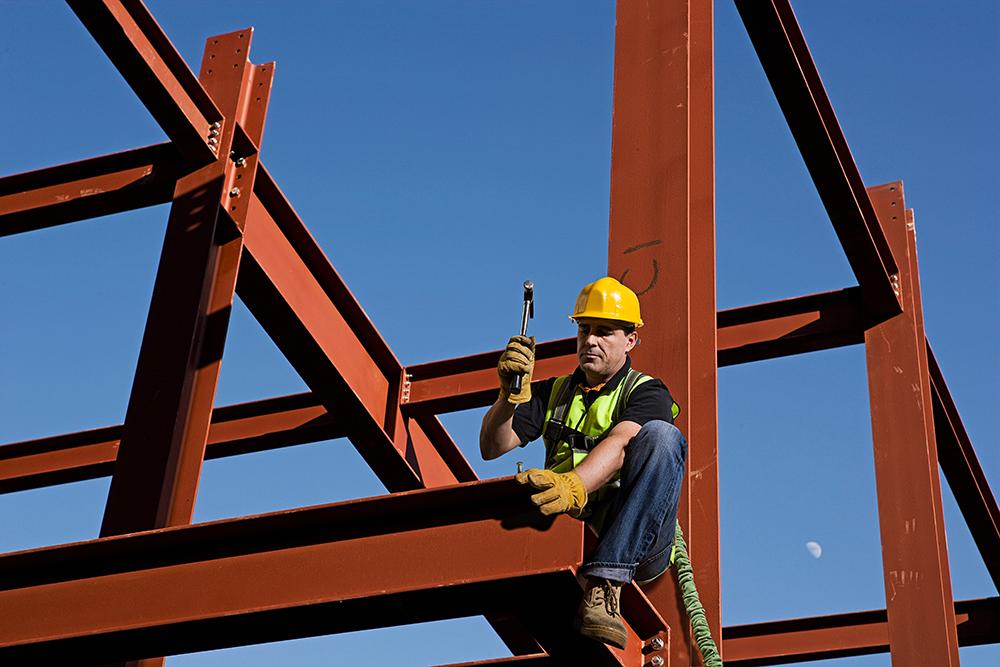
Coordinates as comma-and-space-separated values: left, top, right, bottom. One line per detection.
1, 1, 997, 665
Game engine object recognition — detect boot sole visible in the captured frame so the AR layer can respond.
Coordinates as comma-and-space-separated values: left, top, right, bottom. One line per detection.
572, 615, 627, 650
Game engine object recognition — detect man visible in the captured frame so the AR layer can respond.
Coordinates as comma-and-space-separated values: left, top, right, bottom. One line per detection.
480, 277, 687, 650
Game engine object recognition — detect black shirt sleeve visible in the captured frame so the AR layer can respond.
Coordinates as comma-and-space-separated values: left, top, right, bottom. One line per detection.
618, 378, 675, 426
510, 377, 554, 446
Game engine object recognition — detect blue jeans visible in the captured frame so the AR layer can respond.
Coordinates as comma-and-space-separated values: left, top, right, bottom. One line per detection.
578, 420, 688, 584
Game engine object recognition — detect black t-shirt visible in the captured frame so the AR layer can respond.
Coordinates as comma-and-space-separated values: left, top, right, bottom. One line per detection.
511, 356, 675, 447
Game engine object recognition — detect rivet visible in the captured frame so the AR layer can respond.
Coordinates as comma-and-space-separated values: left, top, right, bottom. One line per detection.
650, 637, 664, 650
229, 187, 240, 197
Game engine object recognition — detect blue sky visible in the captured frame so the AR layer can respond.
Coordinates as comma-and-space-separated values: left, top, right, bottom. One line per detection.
1, 1, 997, 665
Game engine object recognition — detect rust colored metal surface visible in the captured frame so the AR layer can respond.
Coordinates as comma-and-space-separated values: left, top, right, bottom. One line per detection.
735, 0, 901, 320
864, 182, 960, 664
0, 0, 996, 665
930, 344, 1000, 590
606, 1, 720, 664
100, 29, 273, 536
66, 0, 221, 165
722, 596, 1000, 666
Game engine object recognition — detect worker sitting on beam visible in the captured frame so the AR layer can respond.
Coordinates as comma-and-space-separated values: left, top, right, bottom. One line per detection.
480, 276, 687, 650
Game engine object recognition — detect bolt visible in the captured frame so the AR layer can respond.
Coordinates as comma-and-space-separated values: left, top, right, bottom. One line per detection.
229, 187, 240, 197
209, 129, 219, 137
212, 121, 221, 129
650, 656, 664, 667
650, 637, 664, 650
236, 157, 246, 167
208, 138, 217, 145
517, 461, 524, 474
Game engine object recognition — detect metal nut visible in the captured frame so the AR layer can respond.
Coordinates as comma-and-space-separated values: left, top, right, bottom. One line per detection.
229, 187, 240, 197
235, 157, 246, 167
650, 637, 664, 650
208, 138, 217, 145
650, 656, 664, 667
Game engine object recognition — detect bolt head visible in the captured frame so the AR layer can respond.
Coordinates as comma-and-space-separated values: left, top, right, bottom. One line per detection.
651, 656, 664, 667
229, 187, 241, 197
650, 637, 664, 650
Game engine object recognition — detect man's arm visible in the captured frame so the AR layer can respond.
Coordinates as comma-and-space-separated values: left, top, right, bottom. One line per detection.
571, 420, 641, 493
479, 396, 523, 460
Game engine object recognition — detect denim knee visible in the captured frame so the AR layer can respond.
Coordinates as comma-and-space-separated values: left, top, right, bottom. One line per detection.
631, 420, 687, 462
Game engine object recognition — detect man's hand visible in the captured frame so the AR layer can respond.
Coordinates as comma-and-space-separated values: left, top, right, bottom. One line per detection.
498, 335, 534, 404
515, 468, 587, 517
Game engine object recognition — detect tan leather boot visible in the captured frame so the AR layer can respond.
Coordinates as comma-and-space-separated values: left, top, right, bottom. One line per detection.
572, 577, 627, 649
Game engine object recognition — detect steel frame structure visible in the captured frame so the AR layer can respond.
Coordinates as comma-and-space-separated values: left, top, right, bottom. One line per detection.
0, 0, 997, 665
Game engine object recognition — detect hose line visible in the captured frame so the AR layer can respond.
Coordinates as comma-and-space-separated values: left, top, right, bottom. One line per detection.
673, 521, 723, 666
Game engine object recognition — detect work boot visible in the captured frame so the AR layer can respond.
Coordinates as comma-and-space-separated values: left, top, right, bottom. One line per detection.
572, 577, 627, 649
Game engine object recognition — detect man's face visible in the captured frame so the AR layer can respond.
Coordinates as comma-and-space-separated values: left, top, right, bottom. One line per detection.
576, 318, 638, 385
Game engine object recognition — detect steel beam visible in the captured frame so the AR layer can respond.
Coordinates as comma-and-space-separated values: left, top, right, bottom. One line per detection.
0, 143, 185, 236
0, 479, 609, 666
0, 288, 869, 493
721, 596, 1000, 666
240, 169, 476, 490
735, 0, 901, 319
100, 29, 272, 536
605, 0, 719, 663
864, 182, 959, 663
930, 344, 1000, 591
66, 0, 222, 165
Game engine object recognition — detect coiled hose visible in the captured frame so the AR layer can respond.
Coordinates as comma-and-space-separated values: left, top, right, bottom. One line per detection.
673, 521, 723, 666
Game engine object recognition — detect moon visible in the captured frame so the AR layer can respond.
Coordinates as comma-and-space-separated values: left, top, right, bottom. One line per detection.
806, 541, 822, 558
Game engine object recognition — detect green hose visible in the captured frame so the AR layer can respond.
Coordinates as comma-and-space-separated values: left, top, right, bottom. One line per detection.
673, 521, 723, 666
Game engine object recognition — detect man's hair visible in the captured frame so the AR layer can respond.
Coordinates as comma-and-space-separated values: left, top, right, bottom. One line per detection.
621, 322, 636, 336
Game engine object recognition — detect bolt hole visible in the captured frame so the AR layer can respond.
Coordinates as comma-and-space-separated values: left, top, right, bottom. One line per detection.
233, 63, 239, 68
231, 205, 237, 211
214, 40, 218, 44
237, 174, 242, 179
211, 54, 215, 59
207, 69, 212, 74
236, 48, 241, 53
256, 97, 261, 102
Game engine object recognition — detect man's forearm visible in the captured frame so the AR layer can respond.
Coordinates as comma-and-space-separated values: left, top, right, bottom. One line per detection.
572, 421, 640, 493
479, 398, 521, 460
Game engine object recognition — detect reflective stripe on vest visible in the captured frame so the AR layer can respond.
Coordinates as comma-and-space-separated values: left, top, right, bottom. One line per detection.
542, 369, 654, 492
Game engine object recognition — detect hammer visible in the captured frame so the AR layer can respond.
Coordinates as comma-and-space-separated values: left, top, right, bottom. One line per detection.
509, 280, 534, 396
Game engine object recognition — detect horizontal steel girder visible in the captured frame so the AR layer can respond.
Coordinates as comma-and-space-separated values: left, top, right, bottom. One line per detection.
0, 479, 602, 665
722, 596, 1000, 666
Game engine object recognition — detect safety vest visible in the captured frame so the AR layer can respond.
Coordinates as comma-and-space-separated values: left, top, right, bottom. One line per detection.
542, 368, 671, 518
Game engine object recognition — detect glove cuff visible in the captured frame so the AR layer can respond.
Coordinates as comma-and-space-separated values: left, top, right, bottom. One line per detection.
564, 470, 588, 518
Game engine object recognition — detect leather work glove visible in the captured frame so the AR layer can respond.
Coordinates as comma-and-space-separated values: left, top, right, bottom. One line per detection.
497, 335, 535, 405
515, 468, 588, 518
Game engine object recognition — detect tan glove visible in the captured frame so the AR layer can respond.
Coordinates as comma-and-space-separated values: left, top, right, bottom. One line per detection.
515, 468, 587, 517
497, 335, 534, 404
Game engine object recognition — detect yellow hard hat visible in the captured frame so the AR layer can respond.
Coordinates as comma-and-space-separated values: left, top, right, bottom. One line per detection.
570, 277, 643, 327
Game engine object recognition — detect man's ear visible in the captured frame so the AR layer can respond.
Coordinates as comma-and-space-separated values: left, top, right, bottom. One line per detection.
625, 330, 639, 352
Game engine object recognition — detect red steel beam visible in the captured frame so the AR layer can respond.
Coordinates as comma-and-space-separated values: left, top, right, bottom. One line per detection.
864, 182, 959, 663
0, 288, 867, 493
721, 596, 1000, 666
605, 1, 719, 664
735, 0, 901, 320
100, 29, 273, 536
0, 479, 627, 666
240, 170, 476, 490
66, 0, 222, 165
930, 344, 1000, 590
0, 142, 185, 236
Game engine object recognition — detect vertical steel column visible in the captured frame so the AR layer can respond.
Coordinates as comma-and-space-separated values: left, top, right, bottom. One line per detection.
100, 30, 272, 535
607, 0, 719, 663
864, 183, 960, 664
